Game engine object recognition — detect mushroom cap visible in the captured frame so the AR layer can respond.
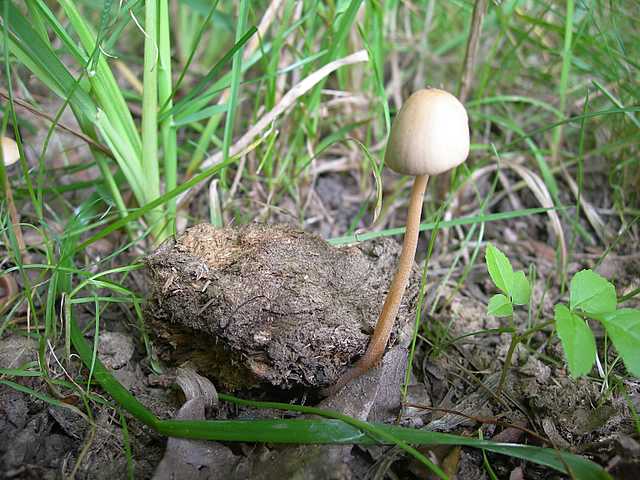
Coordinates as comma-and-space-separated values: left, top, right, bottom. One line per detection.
384, 88, 470, 176
1, 136, 20, 167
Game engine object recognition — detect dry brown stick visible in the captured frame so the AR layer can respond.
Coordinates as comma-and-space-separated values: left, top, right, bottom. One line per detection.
436, 0, 488, 203
0, 273, 18, 312
3, 176, 26, 259
0, 90, 113, 157
458, 0, 489, 103
403, 403, 550, 445
114, 60, 144, 94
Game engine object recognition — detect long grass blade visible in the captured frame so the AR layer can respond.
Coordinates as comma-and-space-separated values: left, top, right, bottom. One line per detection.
328, 207, 554, 245
75, 154, 241, 252
220, 0, 250, 187
141, 0, 161, 228
158, 0, 178, 237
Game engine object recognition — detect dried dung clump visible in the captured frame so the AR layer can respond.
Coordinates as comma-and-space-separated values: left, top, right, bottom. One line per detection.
144, 223, 418, 390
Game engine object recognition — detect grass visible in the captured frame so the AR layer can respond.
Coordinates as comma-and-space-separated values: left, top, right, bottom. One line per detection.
1, 0, 638, 478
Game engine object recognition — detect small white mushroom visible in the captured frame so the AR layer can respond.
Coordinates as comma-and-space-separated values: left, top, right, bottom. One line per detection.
1, 136, 20, 167
328, 88, 470, 394
384, 89, 470, 176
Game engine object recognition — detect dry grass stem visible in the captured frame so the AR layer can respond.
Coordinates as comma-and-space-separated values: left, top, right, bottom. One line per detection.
177, 50, 369, 206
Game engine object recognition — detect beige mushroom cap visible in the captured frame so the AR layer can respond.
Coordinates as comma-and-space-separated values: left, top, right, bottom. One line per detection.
384, 88, 470, 176
1, 136, 20, 167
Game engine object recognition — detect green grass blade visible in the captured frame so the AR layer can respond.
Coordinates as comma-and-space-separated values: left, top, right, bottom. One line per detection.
58, 0, 142, 155
3, 4, 98, 119
74, 154, 240, 252
141, 0, 161, 212
162, 0, 220, 113
1, 4, 39, 219
550, 0, 575, 162
220, 0, 250, 187
173, 103, 229, 127
158, 0, 178, 237
503, 107, 640, 150
357, 23, 390, 138
67, 316, 609, 479
592, 79, 640, 129
162, 26, 257, 121
69, 315, 157, 426
4, 1, 144, 228
307, 0, 364, 128
0, 379, 71, 409
0, 367, 43, 377
328, 207, 554, 245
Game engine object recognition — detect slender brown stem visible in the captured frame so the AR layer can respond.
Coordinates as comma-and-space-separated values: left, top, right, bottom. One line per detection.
0, 273, 18, 312
0, 90, 113, 157
3, 174, 25, 259
497, 334, 519, 397
324, 174, 429, 395
458, 0, 488, 103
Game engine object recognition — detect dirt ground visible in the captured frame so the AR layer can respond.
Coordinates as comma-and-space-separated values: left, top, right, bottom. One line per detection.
1, 168, 640, 479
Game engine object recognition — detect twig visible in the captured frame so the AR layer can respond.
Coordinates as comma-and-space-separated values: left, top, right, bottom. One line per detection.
403, 403, 550, 444
437, 0, 488, 204
0, 90, 113, 157
458, 0, 488, 103
0, 272, 18, 312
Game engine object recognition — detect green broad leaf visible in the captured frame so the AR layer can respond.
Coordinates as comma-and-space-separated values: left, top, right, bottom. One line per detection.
600, 309, 640, 377
511, 271, 531, 305
555, 304, 596, 377
485, 243, 514, 295
570, 269, 616, 316
487, 294, 513, 317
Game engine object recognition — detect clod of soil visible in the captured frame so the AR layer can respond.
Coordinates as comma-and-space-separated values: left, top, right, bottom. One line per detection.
144, 223, 418, 390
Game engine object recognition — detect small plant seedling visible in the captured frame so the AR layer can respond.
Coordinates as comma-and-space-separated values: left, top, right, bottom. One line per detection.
484, 243, 640, 382
556, 270, 640, 378
485, 243, 531, 317
484, 243, 531, 394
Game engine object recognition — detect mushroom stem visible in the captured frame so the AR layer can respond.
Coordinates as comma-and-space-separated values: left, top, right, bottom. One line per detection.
326, 174, 429, 395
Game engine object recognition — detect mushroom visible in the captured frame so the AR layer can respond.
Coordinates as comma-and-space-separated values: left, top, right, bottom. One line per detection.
1, 136, 20, 167
327, 88, 470, 394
